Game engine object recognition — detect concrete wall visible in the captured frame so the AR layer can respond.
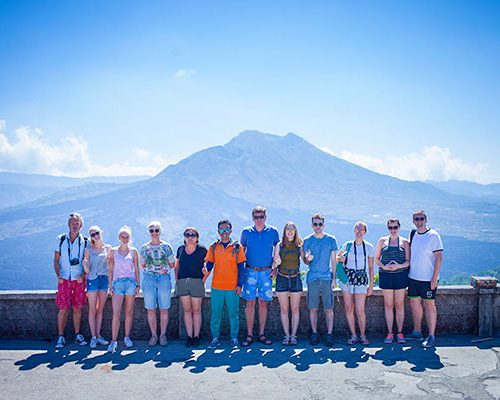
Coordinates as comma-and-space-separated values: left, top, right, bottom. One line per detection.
2, 285, 495, 341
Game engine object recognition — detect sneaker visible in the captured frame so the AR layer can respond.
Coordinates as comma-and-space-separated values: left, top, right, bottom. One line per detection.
185, 337, 193, 348
347, 335, 358, 345
90, 336, 98, 349
55, 336, 65, 349
159, 335, 168, 346
384, 333, 394, 344
96, 335, 109, 346
230, 338, 239, 348
421, 335, 435, 348
396, 333, 406, 344
407, 330, 423, 340
107, 341, 118, 353
192, 337, 200, 347
310, 332, 319, 346
325, 333, 334, 347
148, 335, 158, 346
124, 336, 133, 348
208, 338, 220, 349
74, 333, 87, 346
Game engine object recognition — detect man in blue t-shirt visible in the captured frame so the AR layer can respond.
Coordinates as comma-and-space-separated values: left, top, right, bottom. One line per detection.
240, 206, 280, 346
302, 213, 338, 346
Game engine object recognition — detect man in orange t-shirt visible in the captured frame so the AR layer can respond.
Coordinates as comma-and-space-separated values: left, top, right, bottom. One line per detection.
204, 219, 246, 348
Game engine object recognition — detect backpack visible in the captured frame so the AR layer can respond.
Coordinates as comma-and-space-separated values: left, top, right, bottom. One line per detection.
410, 229, 417, 245
210, 240, 241, 261
58, 234, 89, 254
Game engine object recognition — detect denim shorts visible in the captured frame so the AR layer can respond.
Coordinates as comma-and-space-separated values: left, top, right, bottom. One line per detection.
87, 275, 109, 293
142, 273, 172, 309
242, 268, 273, 301
275, 273, 303, 293
112, 277, 137, 296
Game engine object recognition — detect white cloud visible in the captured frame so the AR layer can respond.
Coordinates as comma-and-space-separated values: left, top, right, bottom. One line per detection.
322, 145, 494, 184
173, 68, 196, 79
0, 124, 170, 177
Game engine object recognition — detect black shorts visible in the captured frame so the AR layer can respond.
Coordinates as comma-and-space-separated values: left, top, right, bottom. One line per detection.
408, 278, 436, 300
379, 269, 409, 290
275, 273, 303, 293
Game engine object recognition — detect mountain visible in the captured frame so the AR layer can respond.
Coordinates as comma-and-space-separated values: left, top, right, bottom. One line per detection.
1, 130, 499, 289
427, 180, 500, 201
0, 172, 149, 209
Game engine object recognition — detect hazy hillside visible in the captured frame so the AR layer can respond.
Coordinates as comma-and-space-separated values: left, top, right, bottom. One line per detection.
0, 131, 499, 289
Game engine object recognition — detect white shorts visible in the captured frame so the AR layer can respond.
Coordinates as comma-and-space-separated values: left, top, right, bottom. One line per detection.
339, 281, 368, 295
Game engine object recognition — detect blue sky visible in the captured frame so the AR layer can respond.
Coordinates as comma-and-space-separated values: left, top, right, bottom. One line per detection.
0, 0, 499, 182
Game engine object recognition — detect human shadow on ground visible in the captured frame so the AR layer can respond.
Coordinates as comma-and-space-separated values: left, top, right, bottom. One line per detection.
371, 341, 444, 372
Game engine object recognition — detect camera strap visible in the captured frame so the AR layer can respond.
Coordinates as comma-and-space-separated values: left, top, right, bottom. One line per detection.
67, 235, 81, 263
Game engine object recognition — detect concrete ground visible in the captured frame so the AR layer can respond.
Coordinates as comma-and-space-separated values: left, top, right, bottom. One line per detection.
1, 335, 499, 400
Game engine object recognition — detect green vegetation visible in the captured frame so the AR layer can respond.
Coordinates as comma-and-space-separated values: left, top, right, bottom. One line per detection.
441, 266, 500, 285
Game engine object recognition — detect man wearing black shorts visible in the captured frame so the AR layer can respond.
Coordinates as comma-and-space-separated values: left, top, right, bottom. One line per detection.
408, 210, 443, 348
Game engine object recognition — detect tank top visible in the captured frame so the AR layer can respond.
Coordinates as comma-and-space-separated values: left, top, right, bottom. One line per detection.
380, 237, 407, 273
113, 247, 136, 281
87, 246, 109, 280
278, 244, 301, 274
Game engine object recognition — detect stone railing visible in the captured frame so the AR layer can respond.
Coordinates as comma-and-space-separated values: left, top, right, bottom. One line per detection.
0, 279, 498, 341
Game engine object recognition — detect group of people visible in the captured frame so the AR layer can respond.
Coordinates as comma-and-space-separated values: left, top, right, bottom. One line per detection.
53, 207, 443, 353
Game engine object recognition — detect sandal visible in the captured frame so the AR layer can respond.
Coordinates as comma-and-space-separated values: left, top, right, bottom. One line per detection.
282, 336, 290, 346
241, 335, 253, 347
259, 334, 272, 345
347, 335, 358, 345
359, 335, 370, 346
289, 336, 298, 346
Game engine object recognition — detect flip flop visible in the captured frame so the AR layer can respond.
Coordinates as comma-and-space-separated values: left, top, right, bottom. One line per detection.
259, 334, 272, 345
241, 335, 253, 347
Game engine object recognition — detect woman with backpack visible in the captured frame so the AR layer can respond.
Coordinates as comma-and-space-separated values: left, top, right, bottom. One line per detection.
274, 222, 304, 346
337, 221, 375, 346
175, 227, 207, 348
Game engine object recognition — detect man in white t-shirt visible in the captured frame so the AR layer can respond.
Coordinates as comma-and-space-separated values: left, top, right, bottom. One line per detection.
407, 210, 443, 348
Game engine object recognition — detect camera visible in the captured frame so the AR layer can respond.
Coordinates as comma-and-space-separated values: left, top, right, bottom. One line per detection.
69, 258, 80, 266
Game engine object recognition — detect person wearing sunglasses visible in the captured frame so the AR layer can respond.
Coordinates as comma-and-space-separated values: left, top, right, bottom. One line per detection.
175, 227, 208, 347
54, 212, 89, 349
302, 213, 338, 347
374, 219, 410, 344
407, 210, 443, 348
139, 221, 176, 347
82, 225, 112, 349
240, 206, 280, 347
204, 219, 246, 349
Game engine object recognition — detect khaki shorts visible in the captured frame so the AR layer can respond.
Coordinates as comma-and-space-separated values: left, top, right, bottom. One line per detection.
176, 278, 205, 298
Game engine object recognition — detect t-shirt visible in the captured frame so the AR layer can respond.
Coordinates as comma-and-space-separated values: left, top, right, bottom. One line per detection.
303, 233, 338, 282
205, 241, 246, 290
409, 229, 443, 281
240, 225, 279, 268
176, 245, 208, 280
340, 241, 375, 271
140, 241, 175, 274
55, 233, 89, 280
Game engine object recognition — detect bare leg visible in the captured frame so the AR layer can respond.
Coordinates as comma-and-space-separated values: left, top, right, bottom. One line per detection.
354, 294, 367, 337
410, 297, 423, 333
394, 289, 406, 333
277, 292, 290, 337
257, 298, 268, 336
383, 289, 395, 334
181, 296, 193, 337
309, 308, 318, 333
290, 292, 302, 337
159, 309, 169, 337
423, 300, 437, 336
325, 309, 334, 334
147, 309, 157, 337
87, 292, 98, 337
124, 295, 135, 337
342, 291, 356, 336
72, 306, 82, 334
111, 295, 124, 341
245, 299, 256, 337
191, 297, 203, 338
57, 309, 69, 336
96, 291, 108, 337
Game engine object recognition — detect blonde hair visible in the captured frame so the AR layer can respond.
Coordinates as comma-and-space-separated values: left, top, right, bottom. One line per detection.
118, 225, 132, 239
88, 225, 103, 245
147, 220, 163, 232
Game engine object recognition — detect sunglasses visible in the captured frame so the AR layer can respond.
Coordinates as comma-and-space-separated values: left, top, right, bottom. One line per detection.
184, 233, 197, 238
388, 226, 399, 230
218, 228, 231, 234
149, 229, 160, 233
90, 231, 101, 238
312, 222, 324, 227
414, 217, 425, 222
253, 215, 265, 220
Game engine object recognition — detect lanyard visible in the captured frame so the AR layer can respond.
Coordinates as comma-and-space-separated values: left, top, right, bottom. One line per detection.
353, 241, 367, 271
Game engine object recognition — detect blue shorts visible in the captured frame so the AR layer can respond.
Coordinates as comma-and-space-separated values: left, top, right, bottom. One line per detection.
242, 268, 273, 301
87, 275, 109, 293
112, 277, 137, 296
142, 273, 172, 309
379, 269, 409, 290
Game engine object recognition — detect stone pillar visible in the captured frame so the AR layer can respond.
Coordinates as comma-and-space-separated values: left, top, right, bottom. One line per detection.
471, 276, 498, 337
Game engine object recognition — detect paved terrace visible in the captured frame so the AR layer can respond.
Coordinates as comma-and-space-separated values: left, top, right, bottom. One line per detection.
1, 336, 499, 400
